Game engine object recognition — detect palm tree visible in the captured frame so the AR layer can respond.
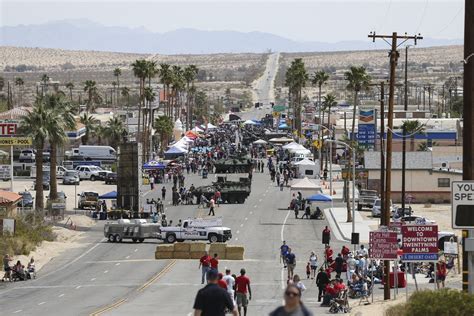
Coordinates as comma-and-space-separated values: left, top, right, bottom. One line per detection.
285, 58, 308, 138
20, 99, 49, 210
322, 94, 338, 170
79, 113, 99, 145
0, 76, 5, 92
171, 65, 185, 121
158, 63, 173, 117
311, 70, 330, 120
41, 74, 49, 95
131, 59, 148, 144
143, 86, 156, 158
83, 80, 98, 113
65, 82, 74, 102
401, 120, 425, 152
15, 77, 24, 107
344, 66, 371, 141
111, 81, 117, 107
43, 94, 76, 200
184, 65, 199, 129
113, 68, 122, 108
104, 116, 126, 149
96, 125, 106, 145
154, 116, 173, 153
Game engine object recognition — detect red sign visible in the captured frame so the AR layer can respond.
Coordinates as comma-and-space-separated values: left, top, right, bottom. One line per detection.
402, 225, 438, 261
369, 231, 399, 260
0, 123, 17, 136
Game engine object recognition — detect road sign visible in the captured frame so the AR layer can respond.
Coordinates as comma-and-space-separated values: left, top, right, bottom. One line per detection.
0, 137, 32, 146
451, 181, 474, 229
369, 231, 399, 260
402, 224, 438, 261
0, 123, 17, 136
312, 140, 321, 149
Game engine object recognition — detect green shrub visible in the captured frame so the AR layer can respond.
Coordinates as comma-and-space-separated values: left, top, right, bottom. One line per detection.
385, 289, 474, 316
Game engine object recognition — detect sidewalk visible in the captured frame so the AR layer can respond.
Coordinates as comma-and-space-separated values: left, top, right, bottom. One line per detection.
320, 179, 358, 202
325, 207, 379, 243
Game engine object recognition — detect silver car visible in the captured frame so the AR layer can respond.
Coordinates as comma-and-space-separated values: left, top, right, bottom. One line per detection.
63, 170, 80, 185
371, 198, 393, 217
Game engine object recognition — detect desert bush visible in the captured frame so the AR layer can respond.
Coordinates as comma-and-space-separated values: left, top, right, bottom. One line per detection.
385, 289, 474, 316
0, 214, 56, 257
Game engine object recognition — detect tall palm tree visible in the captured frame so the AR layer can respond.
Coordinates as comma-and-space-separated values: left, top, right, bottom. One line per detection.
171, 65, 185, 121
131, 59, 148, 144
311, 70, 330, 120
344, 66, 371, 141
322, 94, 337, 170
158, 63, 173, 117
79, 113, 99, 145
401, 120, 425, 152
83, 80, 98, 113
104, 116, 126, 149
15, 77, 24, 107
41, 74, 49, 95
285, 58, 308, 138
154, 115, 173, 153
0, 76, 5, 92
121, 86, 131, 131
65, 82, 74, 102
96, 125, 106, 145
113, 68, 122, 108
43, 94, 76, 200
20, 99, 49, 210
184, 65, 199, 130
143, 86, 156, 158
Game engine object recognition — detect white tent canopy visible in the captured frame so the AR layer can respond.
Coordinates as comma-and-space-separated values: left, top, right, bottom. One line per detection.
192, 126, 204, 132
243, 120, 257, 125
290, 177, 322, 193
282, 142, 299, 149
290, 148, 312, 155
294, 159, 320, 179
253, 139, 268, 145
294, 158, 316, 166
268, 137, 294, 143
206, 123, 217, 129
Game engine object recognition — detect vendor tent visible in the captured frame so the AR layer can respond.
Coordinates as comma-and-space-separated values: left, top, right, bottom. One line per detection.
243, 119, 257, 125
185, 130, 199, 139
278, 123, 289, 129
283, 142, 299, 149
306, 193, 332, 202
99, 191, 117, 199
143, 160, 166, 169
192, 126, 204, 132
294, 158, 315, 166
253, 139, 268, 145
294, 158, 319, 179
290, 177, 321, 194
206, 123, 217, 129
268, 137, 294, 143
291, 148, 312, 155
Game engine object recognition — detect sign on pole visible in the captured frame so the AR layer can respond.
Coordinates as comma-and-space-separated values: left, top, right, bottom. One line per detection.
402, 225, 438, 261
369, 231, 399, 260
451, 181, 474, 229
0, 137, 32, 146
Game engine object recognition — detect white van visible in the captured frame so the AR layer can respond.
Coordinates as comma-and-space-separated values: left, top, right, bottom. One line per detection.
68, 146, 116, 161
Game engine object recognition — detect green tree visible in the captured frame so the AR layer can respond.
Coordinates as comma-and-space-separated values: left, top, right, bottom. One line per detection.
15, 77, 24, 106
344, 66, 371, 141
0, 76, 4, 92
65, 82, 74, 102
154, 116, 173, 153
40, 74, 49, 95
311, 70, 330, 115
322, 94, 337, 170
131, 59, 148, 144
43, 94, 76, 200
113, 68, 122, 108
158, 63, 173, 117
171, 65, 185, 120
184, 65, 199, 129
20, 99, 49, 210
79, 113, 99, 145
83, 80, 100, 112
104, 116, 126, 149
285, 58, 308, 138
401, 120, 425, 152
194, 90, 208, 120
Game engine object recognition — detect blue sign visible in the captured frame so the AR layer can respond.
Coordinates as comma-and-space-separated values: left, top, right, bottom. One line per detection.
401, 253, 438, 261
357, 124, 376, 148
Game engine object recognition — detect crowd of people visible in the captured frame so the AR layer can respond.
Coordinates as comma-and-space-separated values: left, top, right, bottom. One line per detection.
2, 254, 36, 282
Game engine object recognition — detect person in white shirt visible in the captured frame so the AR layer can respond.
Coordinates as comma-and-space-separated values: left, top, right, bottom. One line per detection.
222, 268, 236, 303
356, 245, 368, 258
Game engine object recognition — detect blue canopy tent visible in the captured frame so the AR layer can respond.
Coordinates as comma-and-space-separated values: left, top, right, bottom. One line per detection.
279, 123, 289, 129
143, 160, 166, 169
306, 193, 332, 202
164, 146, 187, 159
99, 191, 117, 199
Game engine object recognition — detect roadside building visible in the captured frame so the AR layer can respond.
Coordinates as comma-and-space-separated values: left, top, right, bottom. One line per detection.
0, 191, 23, 217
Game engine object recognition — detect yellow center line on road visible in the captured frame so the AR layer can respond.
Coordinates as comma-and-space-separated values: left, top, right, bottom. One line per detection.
90, 298, 127, 316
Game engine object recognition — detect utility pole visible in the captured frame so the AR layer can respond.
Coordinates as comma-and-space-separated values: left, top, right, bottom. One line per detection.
462, 0, 473, 294
368, 31, 422, 301
402, 46, 409, 213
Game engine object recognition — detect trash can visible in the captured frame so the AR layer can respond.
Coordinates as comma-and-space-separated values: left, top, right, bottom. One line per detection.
99, 212, 107, 220
389, 271, 406, 288
92, 211, 98, 219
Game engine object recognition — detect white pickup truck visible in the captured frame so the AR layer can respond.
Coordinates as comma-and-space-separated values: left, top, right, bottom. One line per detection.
160, 218, 232, 243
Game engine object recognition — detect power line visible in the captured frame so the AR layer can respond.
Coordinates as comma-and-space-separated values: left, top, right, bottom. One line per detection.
415, 0, 429, 34
435, 6, 464, 36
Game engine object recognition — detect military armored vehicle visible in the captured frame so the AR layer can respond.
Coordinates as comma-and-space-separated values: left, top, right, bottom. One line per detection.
214, 154, 253, 173
193, 176, 251, 204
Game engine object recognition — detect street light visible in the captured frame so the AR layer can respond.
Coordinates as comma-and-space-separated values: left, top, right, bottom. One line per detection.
325, 139, 356, 236
319, 125, 334, 195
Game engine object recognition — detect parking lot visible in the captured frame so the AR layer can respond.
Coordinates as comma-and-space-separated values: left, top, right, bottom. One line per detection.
0, 177, 117, 211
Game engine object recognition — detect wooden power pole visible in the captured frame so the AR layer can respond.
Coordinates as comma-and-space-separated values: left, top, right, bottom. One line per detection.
368, 32, 422, 300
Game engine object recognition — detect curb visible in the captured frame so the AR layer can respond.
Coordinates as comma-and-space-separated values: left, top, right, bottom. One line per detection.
326, 208, 351, 242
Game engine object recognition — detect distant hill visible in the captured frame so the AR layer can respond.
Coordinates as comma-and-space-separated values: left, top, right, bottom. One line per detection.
0, 19, 463, 54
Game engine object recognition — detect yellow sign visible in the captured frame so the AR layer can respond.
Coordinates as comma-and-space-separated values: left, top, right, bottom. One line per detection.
0, 137, 32, 146
272, 112, 280, 118
312, 140, 321, 149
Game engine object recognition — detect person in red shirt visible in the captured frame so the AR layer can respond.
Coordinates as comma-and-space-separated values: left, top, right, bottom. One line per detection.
218, 272, 228, 289
235, 268, 252, 316
334, 278, 346, 294
436, 259, 447, 289
198, 251, 211, 284
210, 253, 219, 271
341, 245, 350, 259
322, 226, 331, 245
325, 245, 334, 263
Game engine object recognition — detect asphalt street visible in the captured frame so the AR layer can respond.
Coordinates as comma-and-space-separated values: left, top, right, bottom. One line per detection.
0, 54, 345, 315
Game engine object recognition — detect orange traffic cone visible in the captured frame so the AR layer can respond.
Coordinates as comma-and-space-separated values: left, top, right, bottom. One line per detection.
333, 189, 336, 195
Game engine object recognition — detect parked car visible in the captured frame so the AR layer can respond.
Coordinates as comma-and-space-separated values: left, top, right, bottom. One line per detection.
33, 173, 50, 190
18, 191, 34, 207
47, 191, 67, 204
63, 170, 80, 185
75, 165, 103, 181
105, 172, 117, 185
98, 170, 113, 181
19, 149, 35, 162
371, 198, 393, 217
396, 215, 436, 224
78, 191, 99, 209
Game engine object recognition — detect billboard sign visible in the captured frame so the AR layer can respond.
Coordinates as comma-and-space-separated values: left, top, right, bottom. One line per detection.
357, 108, 376, 149
369, 231, 399, 260
0, 120, 18, 136
402, 225, 438, 261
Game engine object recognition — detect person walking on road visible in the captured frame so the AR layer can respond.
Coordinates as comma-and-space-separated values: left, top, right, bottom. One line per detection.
285, 248, 296, 280
193, 269, 238, 316
223, 268, 236, 304
235, 268, 252, 316
161, 186, 166, 200
322, 226, 331, 246
335, 253, 344, 278
309, 252, 318, 279
208, 198, 216, 216
280, 241, 289, 268
269, 284, 313, 316
210, 253, 219, 271
199, 251, 211, 284
316, 267, 330, 302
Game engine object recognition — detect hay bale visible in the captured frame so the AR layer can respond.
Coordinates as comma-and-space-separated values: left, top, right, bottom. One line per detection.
155, 251, 173, 259
209, 243, 227, 257
173, 251, 190, 259
225, 252, 244, 260
156, 244, 175, 252
174, 243, 191, 252
190, 242, 207, 252
190, 251, 204, 259
226, 245, 244, 254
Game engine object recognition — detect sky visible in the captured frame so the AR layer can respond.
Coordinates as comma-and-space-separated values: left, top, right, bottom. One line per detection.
0, 0, 465, 42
